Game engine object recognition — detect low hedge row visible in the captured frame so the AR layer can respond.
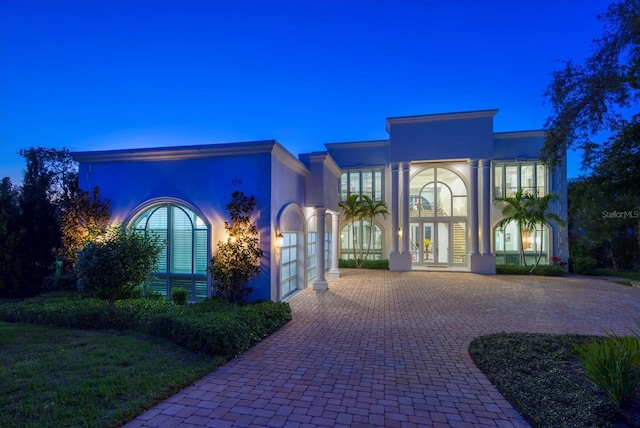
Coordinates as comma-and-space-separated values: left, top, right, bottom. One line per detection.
0, 293, 292, 360
338, 259, 389, 269
496, 264, 565, 276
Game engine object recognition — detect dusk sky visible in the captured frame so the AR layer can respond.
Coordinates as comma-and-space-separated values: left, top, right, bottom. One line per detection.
0, 0, 612, 184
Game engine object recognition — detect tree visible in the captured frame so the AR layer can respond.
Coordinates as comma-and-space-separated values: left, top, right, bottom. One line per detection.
208, 191, 264, 304
526, 194, 566, 272
0, 178, 22, 296
359, 195, 389, 262
339, 194, 365, 265
76, 226, 163, 306
495, 189, 536, 267
17, 148, 62, 296
57, 186, 111, 270
542, 0, 639, 169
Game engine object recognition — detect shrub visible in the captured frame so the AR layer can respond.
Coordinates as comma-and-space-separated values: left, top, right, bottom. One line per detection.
573, 256, 598, 275
76, 227, 163, 306
496, 264, 565, 276
171, 287, 188, 305
338, 259, 389, 269
0, 294, 292, 359
209, 191, 264, 304
573, 332, 640, 406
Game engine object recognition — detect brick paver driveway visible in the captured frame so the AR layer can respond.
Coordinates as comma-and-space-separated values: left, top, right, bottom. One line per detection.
124, 270, 640, 428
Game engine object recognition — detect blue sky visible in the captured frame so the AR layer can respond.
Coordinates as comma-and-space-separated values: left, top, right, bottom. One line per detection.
0, 0, 612, 183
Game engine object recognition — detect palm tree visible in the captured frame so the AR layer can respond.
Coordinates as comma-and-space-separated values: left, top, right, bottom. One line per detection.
339, 194, 365, 266
526, 193, 565, 272
494, 189, 537, 267
359, 195, 389, 262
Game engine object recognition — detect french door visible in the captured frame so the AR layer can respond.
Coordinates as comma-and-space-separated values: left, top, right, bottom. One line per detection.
410, 221, 467, 266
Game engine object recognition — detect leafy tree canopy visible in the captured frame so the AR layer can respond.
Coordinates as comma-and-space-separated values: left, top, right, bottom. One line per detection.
543, 0, 639, 169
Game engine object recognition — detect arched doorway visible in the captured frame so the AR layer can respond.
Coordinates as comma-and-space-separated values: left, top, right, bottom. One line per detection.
130, 202, 209, 301
409, 167, 468, 267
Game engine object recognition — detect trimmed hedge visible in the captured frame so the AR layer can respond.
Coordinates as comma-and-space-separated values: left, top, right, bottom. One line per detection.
0, 293, 292, 360
496, 264, 565, 276
338, 259, 389, 269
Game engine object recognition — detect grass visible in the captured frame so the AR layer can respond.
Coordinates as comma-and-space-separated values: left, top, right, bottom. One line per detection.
0, 322, 224, 428
596, 269, 640, 281
469, 332, 637, 427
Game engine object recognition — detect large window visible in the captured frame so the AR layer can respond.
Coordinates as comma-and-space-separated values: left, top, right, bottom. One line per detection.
132, 204, 208, 301
339, 169, 383, 202
307, 232, 317, 283
340, 220, 383, 261
494, 223, 549, 266
409, 168, 467, 218
494, 162, 547, 199
280, 232, 298, 299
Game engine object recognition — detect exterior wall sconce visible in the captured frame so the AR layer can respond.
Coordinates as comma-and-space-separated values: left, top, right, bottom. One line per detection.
275, 232, 284, 249
398, 227, 402, 237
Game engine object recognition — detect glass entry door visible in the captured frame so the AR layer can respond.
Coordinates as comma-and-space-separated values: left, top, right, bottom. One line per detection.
410, 221, 451, 265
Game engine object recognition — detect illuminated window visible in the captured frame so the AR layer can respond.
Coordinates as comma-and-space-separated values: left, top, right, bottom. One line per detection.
494, 162, 547, 199
340, 220, 383, 261
131, 204, 208, 301
339, 169, 384, 202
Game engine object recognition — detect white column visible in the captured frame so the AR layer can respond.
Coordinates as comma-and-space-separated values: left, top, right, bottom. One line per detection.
329, 211, 340, 278
390, 163, 399, 254
469, 159, 479, 255
480, 159, 492, 255
313, 208, 328, 290
400, 162, 410, 255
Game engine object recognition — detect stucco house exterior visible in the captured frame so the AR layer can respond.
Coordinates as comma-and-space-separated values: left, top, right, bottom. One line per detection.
72, 109, 568, 302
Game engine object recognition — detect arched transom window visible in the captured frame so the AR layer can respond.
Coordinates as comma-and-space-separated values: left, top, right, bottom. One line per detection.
409, 168, 467, 217
131, 203, 208, 301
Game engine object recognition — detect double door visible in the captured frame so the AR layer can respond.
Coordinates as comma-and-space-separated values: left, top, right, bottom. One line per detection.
410, 221, 467, 266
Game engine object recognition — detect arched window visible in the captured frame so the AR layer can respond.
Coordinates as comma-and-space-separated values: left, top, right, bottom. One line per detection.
494, 223, 549, 266
131, 203, 208, 301
409, 168, 467, 217
340, 220, 383, 261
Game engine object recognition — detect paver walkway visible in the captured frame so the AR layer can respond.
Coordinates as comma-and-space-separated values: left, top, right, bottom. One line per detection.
124, 270, 640, 427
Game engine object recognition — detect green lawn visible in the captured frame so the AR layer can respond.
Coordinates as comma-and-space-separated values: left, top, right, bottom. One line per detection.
596, 269, 640, 281
0, 322, 224, 428
470, 333, 637, 427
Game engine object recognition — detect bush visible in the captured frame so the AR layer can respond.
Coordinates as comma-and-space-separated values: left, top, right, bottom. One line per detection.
573, 256, 598, 275
338, 259, 389, 269
573, 332, 640, 406
496, 264, 565, 276
76, 227, 163, 306
0, 294, 292, 359
171, 287, 188, 305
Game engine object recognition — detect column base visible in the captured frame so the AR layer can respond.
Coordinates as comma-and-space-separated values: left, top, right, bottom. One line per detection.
313, 280, 329, 291
328, 268, 341, 279
389, 252, 412, 272
470, 253, 496, 274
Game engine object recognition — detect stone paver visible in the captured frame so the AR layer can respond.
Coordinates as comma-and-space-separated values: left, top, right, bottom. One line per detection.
123, 270, 640, 427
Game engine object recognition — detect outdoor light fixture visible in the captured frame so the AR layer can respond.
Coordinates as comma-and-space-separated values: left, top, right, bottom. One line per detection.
275, 232, 284, 249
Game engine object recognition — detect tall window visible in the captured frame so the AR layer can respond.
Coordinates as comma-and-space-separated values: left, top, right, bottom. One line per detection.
280, 232, 298, 299
339, 169, 383, 202
307, 232, 317, 282
494, 162, 547, 199
340, 220, 383, 260
495, 223, 549, 266
132, 204, 208, 301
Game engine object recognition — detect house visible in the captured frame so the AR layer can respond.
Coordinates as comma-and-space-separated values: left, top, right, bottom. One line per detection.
72, 109, 568, 302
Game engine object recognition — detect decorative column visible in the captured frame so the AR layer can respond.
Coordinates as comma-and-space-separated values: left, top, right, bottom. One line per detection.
329, 211, 340, 278
390, 163, 399, 254
313, 208, 328, 290
469, 159, 479, 256
480, 159, 492, 256
400, 162, 410, 255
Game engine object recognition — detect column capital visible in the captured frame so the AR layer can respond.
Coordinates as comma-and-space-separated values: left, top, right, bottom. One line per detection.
401, 162, 411, 171
468, 159, 479, 169
390, 162, 400, 171
314, 207, 327, 216
480, 159, 492, 168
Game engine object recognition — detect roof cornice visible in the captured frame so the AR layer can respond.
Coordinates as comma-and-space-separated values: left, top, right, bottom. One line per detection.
71, 140, 280, 163
324, 139, 389, 150
493, 130, 546, 139
386, 109, 499, 132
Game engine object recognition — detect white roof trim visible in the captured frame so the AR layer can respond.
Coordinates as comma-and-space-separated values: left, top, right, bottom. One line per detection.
71, 140, 281, 163
386, 109, 499, 132
324, 140, 389, 150
494, 130, 546, 139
